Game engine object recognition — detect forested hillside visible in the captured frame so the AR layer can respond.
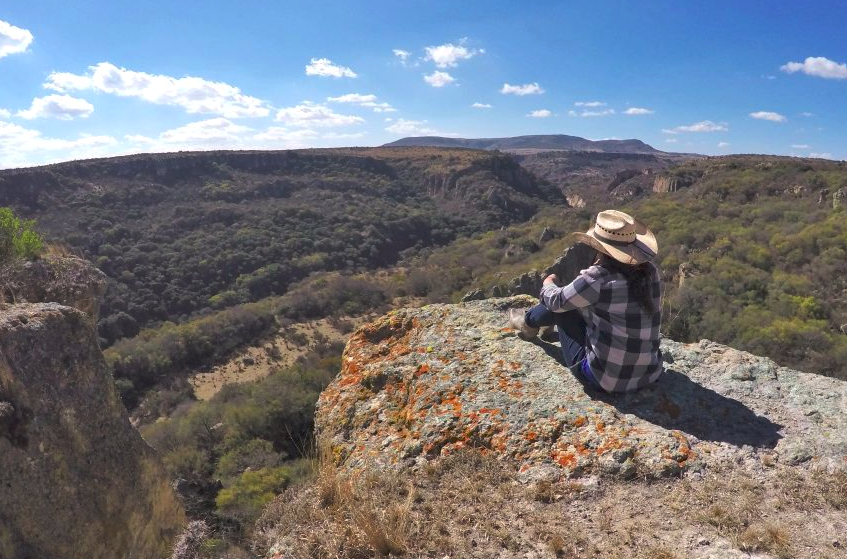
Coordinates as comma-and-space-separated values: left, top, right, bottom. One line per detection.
0, 148, 560, 346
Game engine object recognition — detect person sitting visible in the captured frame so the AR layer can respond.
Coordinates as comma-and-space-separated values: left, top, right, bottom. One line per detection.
508, 210, 663, 393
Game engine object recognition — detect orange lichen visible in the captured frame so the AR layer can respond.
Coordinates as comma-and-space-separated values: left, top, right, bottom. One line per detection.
595, 421, 605, 433
415, 363, 430, 377
509, 362, 521, 370
573, 416, 587, 427
525, 431, 537, 442
555, 452, 576, 468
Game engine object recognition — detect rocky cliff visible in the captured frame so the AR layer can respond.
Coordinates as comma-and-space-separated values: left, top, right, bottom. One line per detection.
316, 296, 847, 481
0, 303, 184, 559
0, 256, 107, 321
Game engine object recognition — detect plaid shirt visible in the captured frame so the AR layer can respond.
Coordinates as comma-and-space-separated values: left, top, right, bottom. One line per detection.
539, 263, 663, 392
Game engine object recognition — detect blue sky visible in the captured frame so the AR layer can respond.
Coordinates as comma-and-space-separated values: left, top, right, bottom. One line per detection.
1, 1, 846, 168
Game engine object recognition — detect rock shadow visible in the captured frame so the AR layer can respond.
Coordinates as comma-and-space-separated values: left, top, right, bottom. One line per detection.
535, 340, 783, 449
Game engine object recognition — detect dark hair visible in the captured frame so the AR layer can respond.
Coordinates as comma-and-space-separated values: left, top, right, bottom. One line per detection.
596, 254, 656, 314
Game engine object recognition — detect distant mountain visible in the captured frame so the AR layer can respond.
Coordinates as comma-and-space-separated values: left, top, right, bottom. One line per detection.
382, 134, 666, 155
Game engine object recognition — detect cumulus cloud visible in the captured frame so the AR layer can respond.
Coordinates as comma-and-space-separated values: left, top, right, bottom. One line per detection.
0, 20, 33, 60
0, 120, 117, 169
385, 118, 458, 137
662, 120, 728, 134
126, 119, 321, 152
624, 107, 654, 115
809, 152, 833, 159
780, 56, 847, 79
305, 58, 357, 78
275, 102, 364, 127
327, 93, 396, 112
0, 108, 10, 119
44, 62, 269, 117
424, 40, 483, 68
17, 94, 94, 120
718, 142, 730, 148
800, 112, 815, 117
424, 70, 455, 87
575, 101, 606, 107
393, 49, 411, 62
750, 111, 786, 122
500, 82, 544, 95
471, 102, 492, 109
791, 144, 810, 149
527, 109, 552, 118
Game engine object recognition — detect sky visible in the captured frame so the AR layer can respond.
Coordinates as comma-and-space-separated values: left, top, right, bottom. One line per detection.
1, 1, 846, 169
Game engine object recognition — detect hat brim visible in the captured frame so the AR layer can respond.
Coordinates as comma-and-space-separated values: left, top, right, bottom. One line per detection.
565, 218, 657, 266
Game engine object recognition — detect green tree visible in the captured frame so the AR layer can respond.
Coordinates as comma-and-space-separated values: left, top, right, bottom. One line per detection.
0, 207, 43, 262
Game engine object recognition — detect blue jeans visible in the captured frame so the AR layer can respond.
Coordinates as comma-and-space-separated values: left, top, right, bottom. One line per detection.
524, 304, 602, 390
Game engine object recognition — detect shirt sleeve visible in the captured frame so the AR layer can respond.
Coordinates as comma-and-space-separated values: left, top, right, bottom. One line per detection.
539, 266, 603, 312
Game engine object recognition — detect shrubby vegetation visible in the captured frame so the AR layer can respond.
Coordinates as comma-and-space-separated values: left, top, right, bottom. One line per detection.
0, 206, 43, 262
141, 339, 341, 542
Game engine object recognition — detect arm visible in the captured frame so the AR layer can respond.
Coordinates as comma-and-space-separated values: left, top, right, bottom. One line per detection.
539, 267, 602, 312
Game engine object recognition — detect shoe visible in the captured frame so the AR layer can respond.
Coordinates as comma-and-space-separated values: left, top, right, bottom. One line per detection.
508, 308, 539, 340
539, 326, 557, 343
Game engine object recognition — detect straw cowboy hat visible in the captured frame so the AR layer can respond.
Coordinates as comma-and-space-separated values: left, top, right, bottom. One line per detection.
567, 210, 658, 265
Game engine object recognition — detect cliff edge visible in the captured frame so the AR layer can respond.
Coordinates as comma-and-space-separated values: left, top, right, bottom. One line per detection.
316, 296, 847, 480
0, 303, 184, 559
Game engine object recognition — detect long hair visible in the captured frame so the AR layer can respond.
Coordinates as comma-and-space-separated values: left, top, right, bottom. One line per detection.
596, 253, 656, 314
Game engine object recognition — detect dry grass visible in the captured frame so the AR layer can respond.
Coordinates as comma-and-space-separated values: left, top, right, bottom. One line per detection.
253, 449, 847, 559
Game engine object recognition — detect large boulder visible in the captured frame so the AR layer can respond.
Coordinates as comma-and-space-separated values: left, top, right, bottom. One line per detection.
0, 256, 107, 321
0, 303, 184, 559
316, 296, 847, 480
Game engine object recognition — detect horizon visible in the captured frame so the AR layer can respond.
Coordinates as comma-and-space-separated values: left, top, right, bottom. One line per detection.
2, 1, 846, 169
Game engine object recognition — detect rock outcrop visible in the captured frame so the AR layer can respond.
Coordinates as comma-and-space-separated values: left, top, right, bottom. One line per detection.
0, 303, 184, 559
834, 187, 847, 210
316, 296, 847, 481
0, 256, 107, 321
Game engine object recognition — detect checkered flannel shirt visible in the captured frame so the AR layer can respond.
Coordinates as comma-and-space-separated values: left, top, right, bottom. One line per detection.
539, 262, 663, 392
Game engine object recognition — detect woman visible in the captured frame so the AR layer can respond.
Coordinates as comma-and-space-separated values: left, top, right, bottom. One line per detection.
508, 210, 663, 392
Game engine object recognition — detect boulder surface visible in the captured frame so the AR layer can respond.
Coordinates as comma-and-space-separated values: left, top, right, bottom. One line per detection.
0, 303, 184, 559
316, 296, 847, 480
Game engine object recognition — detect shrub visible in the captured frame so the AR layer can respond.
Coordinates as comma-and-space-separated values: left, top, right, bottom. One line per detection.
0, 207, 43, 262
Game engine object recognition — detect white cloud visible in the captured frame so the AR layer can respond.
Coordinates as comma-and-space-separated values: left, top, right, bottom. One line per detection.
791, 144, 810, 149
662, 120, 728, 134
305, 57, 357, 78
384, 118, 457, 137
0, 20, 33, 60
424, 70, 455, 87
0, 120, 117, 169
126, 119, 321, 152
44, 62, 269, 117
750, 111, 786, 122
527, 109, 552, 118
17, 94, 94, 120
328, 93, 377, 104
501, 82, 544, 95
800, 112, 815, 117
471, 102, 492, 109
624, 107, 654, 115
275, 102, 364, 128
327, 93, 396, 112
393, 49, 411, 62
0, 108, 10, 119
580, 109, 615, 117
762, 75, 777, 80
322, 131, 366, 140
718, 141, 730, 148
665, 138, 678, 144
424, 40, 483, 68
810, 152, 833, 159
781, 56, 847, 80
575, 101, 606, 107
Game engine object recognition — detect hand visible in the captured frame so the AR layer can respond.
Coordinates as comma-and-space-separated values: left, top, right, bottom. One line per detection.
543, 274, 558, 286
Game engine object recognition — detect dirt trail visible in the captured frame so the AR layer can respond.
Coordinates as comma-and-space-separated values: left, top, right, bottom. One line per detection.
189, 316, 367, 400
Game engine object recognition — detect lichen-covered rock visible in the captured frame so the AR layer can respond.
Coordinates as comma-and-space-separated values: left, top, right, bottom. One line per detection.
0, 256, 107, 321
316, 297, 847, 480
0, 303, 184, 559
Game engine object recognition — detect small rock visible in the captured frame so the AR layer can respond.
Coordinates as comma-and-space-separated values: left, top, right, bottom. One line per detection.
697, 537, 710, 546
833, 540, 842, 548
461, 289, 486, 302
